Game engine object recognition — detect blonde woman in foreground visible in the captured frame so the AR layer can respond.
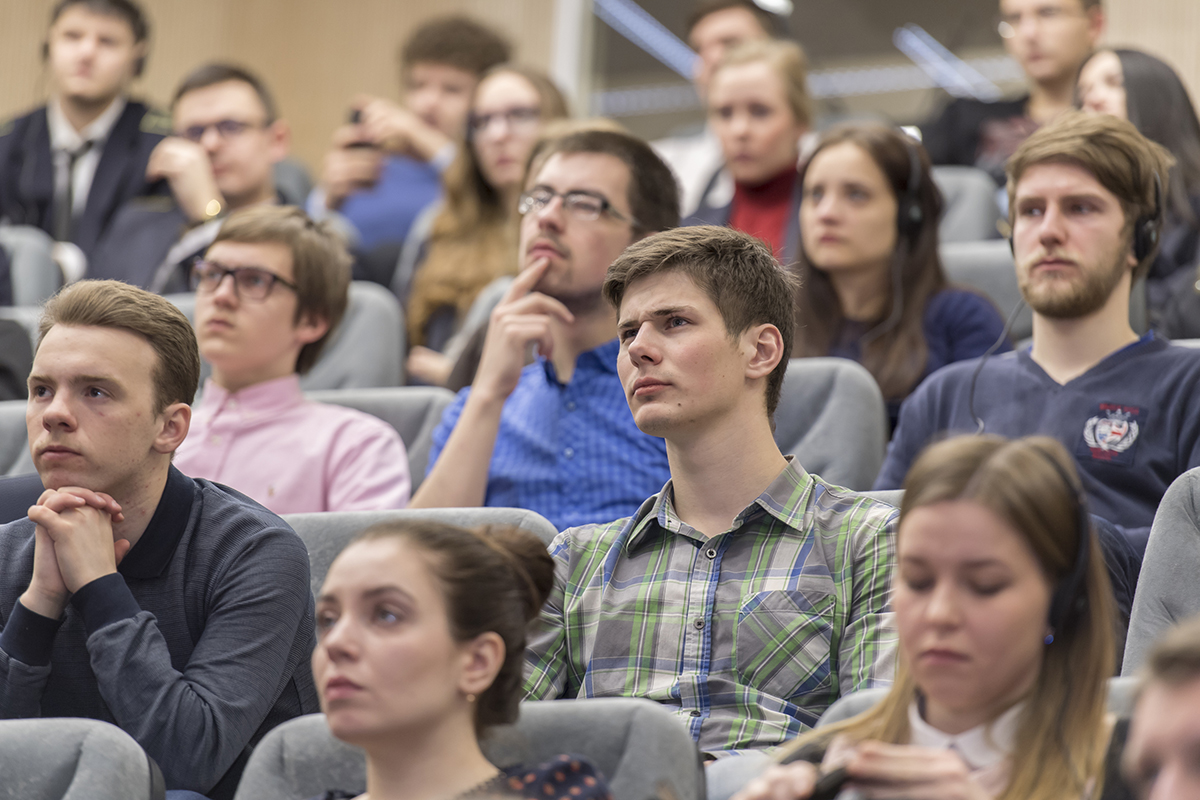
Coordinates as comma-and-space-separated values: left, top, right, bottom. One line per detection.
734, 435, 1122, 800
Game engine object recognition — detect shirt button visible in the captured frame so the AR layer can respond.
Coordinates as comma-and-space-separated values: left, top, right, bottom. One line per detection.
705, 548, 717, 559
563, 447, 575, 459
690, 710, 702, 717
209, 435, 221, 444
566, 401, 577, 411
693, 618, 704, 630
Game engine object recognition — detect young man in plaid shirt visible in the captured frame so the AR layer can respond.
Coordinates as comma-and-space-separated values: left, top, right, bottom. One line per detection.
524, 225, 898, 757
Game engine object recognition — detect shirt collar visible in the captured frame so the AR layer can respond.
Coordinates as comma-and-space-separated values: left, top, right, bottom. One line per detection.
118, 465, 196, 579
539, 338, 621, 385
624, 455, 812, 552
47, 95, 127, 152
907, 699, 1023, 771
197, 374, 305, 414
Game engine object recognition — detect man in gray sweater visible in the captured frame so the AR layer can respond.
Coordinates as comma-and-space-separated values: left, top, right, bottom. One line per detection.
0, 279, 316, 800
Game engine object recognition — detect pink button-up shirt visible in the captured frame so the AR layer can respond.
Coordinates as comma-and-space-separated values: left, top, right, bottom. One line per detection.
175, 375, 410, 514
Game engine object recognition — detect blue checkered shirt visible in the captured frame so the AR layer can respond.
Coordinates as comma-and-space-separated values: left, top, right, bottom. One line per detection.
427, 339, 671, 531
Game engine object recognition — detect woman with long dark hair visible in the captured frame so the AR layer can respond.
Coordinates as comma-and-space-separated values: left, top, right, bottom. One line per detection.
1077, 48, 1200, 316
794, 124, 1008, 426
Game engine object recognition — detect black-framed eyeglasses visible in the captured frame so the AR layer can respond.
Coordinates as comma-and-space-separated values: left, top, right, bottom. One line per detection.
518, 187, 639, 226
176, 119, 268, 143
469, 106, 541, 135
190, 260, 298, 301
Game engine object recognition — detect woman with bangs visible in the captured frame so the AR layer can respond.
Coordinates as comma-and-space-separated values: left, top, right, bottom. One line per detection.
733, 434, 1125, 800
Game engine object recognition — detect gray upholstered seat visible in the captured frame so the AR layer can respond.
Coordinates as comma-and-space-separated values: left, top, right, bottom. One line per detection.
1123, 468, 1200, 673
0, 717, 163, 800
167, 280, 406, 390
232, 699, 704, 800
0, 224, 62, 306
930, 166, 1002, 244
304, 386, 455, 490
282, 507, 560, 597
0, 399, 33, 476
773, 358, 888, 491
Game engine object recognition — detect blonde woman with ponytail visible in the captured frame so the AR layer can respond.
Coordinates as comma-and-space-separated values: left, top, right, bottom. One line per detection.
735, 435, 1120, 800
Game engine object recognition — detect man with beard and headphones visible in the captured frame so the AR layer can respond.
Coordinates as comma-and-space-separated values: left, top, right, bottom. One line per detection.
0, 0, 170, 289
408, 129, 677, 531
876, 111, 1200, 554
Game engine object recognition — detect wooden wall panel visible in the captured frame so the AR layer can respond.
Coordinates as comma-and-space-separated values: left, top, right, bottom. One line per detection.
0, 0, 555, 171
1103, 0, 1200, 103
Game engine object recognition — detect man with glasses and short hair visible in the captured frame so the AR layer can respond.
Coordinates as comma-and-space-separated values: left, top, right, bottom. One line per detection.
172, 205, 409, 514
922, 0, 1104, 185
87, 62, 291, 291
0, 0, 171, 296
408, 129, 678, 530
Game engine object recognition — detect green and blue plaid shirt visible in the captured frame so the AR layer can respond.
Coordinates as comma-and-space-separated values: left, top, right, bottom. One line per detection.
524, 459, 898, 755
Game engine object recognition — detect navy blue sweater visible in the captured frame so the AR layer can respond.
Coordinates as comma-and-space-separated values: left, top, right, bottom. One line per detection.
876, 334, 1200, 539
0, 467, 318, 799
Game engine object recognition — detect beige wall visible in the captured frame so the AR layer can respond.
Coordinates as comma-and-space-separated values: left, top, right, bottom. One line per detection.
0, 0, 555, 171
1104, 0, 1200, 100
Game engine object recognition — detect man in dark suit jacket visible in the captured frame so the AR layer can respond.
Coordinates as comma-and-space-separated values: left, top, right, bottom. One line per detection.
0, 0, 169, 278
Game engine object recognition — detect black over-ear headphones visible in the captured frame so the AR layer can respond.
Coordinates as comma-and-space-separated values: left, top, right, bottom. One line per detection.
1035, 447, 1092, 643
896, 133, 924, 242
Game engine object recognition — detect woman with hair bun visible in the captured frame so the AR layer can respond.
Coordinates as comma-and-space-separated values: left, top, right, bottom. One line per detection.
733, 435, 1125, 800
308, 520, 612, 800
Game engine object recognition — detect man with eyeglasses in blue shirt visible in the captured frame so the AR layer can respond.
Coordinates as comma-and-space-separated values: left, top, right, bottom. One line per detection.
88, 62, 291, 291
409, 129, 680, 531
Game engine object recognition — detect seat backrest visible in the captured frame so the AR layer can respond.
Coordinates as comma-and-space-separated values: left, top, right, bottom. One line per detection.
233, 699, 705, 800
0, 224, 61, 307
304, 386, 455, 490
930, 166, 1002, 244
283, 507, 561, 598
0, 717, 163, 800
773, 358, 888, 491
940, 241, 1031, 341
1123, 467, 1200, 673
167, 281, 406, 390
0, 399, 32, 476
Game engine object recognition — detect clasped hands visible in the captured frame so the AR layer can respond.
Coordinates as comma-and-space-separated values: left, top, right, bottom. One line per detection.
20, 488, 129, 620
731, 737, 991, 800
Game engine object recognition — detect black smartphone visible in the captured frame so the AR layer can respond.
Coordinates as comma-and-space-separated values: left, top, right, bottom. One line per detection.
345, 109, 376, 149
809, 767, 849, 800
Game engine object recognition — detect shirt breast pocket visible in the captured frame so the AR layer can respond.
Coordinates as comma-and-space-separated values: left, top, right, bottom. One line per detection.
733, 589, 837, 703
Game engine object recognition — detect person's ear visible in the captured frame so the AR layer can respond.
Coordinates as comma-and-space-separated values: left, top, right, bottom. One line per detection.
457, 631, 505, 698
154, 402, 192, 455
294, 312, 330, 346
266, 119, 291, 164
743, 322, 785, 380
1085, 6, 1105, 47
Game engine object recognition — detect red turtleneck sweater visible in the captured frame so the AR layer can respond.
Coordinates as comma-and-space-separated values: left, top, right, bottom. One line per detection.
727, 168, 797, 261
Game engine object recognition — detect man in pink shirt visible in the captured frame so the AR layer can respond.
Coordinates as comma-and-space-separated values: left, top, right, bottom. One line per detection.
174, 205, 410, 513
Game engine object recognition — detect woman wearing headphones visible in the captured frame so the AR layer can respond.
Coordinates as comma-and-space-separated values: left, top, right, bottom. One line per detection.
795, 125, 1009, 428
733, 434, 1124, 800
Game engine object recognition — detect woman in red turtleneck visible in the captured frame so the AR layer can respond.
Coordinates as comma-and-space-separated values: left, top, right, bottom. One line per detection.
684, 39, 810, 265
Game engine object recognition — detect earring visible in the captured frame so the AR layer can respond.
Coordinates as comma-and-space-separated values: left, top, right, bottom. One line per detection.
466, 693, 477, 703
1044, 631, 1055, 646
